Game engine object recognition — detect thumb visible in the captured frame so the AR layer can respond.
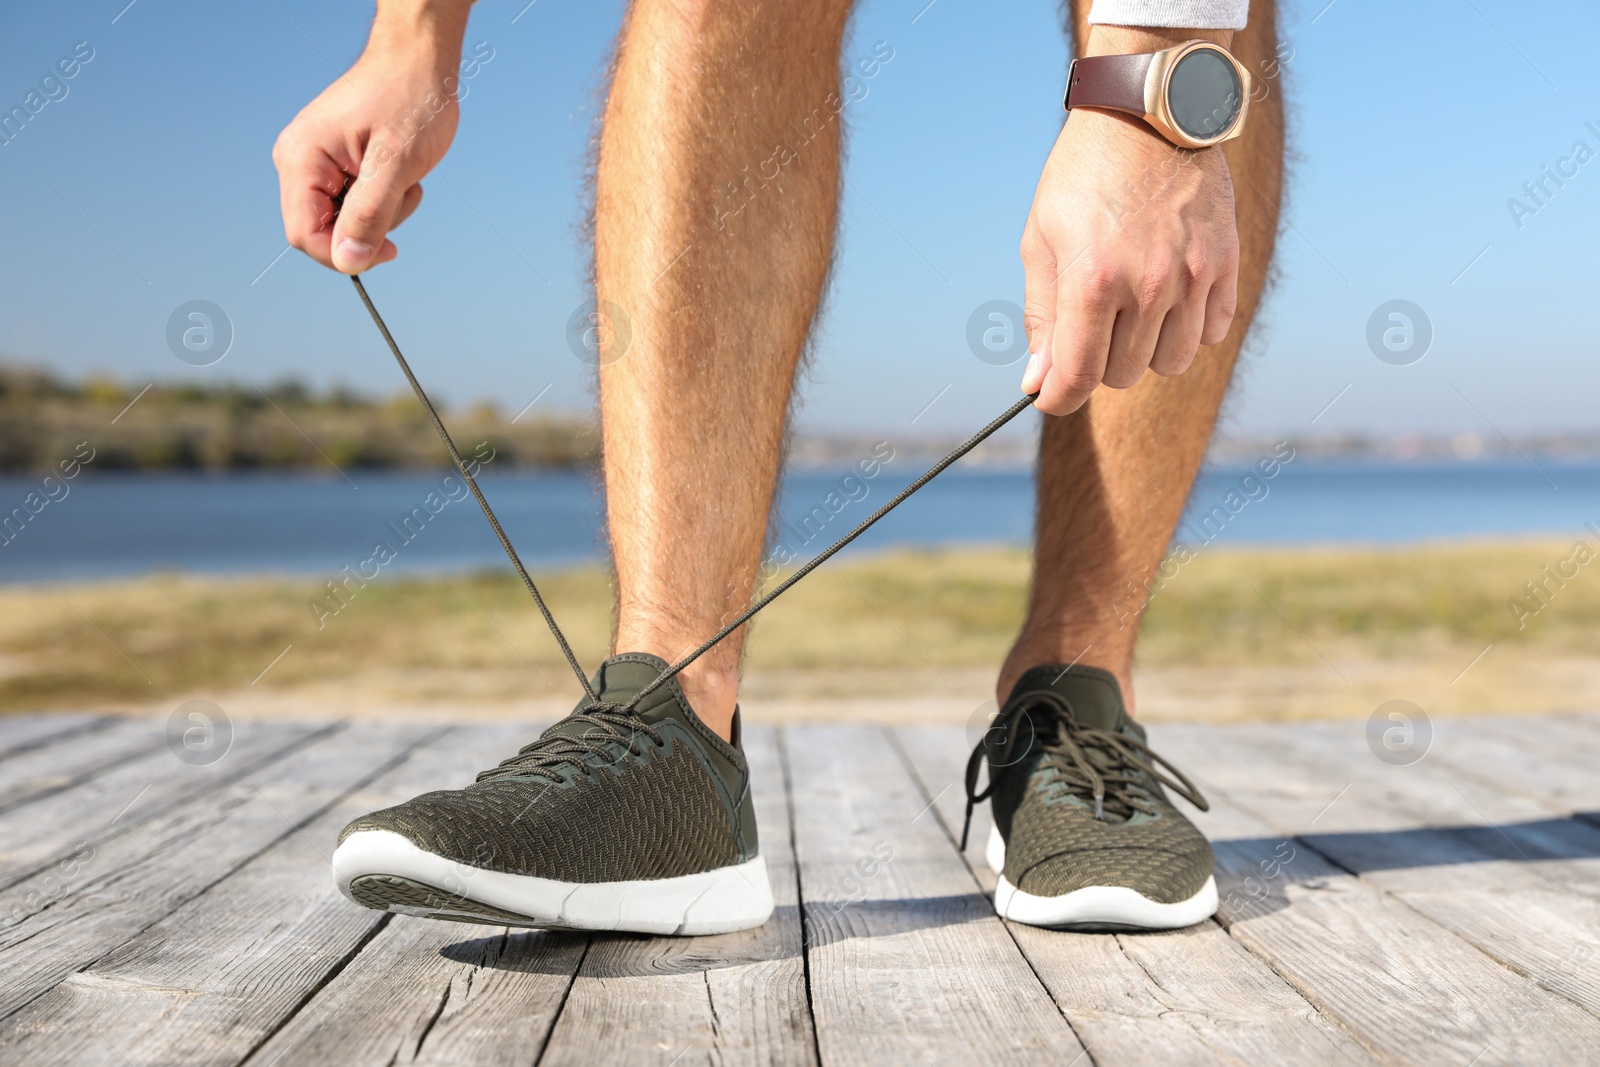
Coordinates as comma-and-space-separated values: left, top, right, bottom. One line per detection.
330, 151, 408, 273
1021, 341, 1052, 397
1019, 263, 1057, 395
1018, 222, 1058, 395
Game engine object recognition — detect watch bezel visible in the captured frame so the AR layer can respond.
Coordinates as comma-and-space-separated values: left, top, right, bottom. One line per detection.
1144, 41, 1252, 150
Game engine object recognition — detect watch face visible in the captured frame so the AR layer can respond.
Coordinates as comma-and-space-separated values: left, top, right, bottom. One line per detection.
1167, 47, 1243, 141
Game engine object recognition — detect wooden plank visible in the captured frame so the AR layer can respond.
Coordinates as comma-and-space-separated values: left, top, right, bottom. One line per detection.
0, 716, 165, 812
1174, 718, 1600, 1017
247, 918, 586, 1067
240, 915, 585, 1067
242, 725, 594, 1067
0, 721, 432, 1022
0, 713, 114, 762
1186, 718, 1600, 870
784, 724, 1085, 1065
537, 724, 816, 1067
893, 724, 1379, 1067
1163, 717, 1600, 888
1148, 721, 1600, 1065
1428, 713, 1600, 814
0, 719, 323, 891
1441, 714, 1600, 841
0, 724, 569, 1067
1493, 710, 1600, 745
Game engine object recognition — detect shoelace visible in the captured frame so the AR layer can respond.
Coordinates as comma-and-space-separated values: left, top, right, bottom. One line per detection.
960, 690, 1209, 850
474, 700, 661, 784
351, 274, 1040, 719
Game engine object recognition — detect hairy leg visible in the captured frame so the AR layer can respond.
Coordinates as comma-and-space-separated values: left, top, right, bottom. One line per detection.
595, 0, 853, 739
998, 3, 1285, 710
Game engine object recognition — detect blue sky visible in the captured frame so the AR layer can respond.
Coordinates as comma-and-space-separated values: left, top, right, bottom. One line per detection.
0, 0, 1595, 438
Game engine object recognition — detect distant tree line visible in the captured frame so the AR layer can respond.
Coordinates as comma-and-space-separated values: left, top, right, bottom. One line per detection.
0, 364, 598, 472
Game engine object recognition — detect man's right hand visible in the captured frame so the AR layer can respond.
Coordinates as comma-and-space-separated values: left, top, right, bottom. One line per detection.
272, 5, 471, 274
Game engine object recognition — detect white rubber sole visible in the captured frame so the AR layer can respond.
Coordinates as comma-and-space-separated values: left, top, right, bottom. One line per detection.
986, 825, 1217, 931
332, 829, 775, 936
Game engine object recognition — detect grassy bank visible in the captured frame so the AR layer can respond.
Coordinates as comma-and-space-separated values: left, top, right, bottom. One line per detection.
3, 539, 1594, 722
0, 365, 594, 472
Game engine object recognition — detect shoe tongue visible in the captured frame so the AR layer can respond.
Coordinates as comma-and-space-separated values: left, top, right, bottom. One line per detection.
588, 653, 687, 724
1006, 664, 1131, 734
538, 653, 692, 744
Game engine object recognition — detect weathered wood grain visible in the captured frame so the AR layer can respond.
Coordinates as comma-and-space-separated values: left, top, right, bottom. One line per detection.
0, 724, 529, 1067
1177, 718, 1600, 1016
0, 719, 325, 891
245, 918, 586, 1067
0, 721, 431, 1022
785, 724, 1085, 1065
537, 724, 816, 1067
241, 724, 594, 1067
7, 711, 1600, 1066
1428, 713, 1600, 814
1154, 721, 1600, 1065
1190, 718, 1600, 882
1489, 711, 1600, 746
893, 724, 1380, 1067
0, 713, 114, 761
0, 715, 165, 812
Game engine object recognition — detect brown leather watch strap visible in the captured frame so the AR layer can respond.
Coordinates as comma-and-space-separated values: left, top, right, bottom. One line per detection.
1063, 53, 1153, 117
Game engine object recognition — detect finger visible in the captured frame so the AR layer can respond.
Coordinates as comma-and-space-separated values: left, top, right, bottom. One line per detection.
1200, 246, 1239, 345
1103, 261, 1176, 389
1019, 225, 1057, 394
1103, 310, 1157, 390
1035, 265, 1116, 415
1149, 295, 1207, 377
275, 146, 349, 271
330, 150, 412, 274
390, 183, 425, 230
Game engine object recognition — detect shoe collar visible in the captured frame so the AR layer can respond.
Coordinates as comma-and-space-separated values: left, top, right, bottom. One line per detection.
551, 652, 746, 763
1003, 663, 1140, 740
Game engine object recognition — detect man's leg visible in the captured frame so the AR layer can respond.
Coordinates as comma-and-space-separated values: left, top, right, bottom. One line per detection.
594, 0, 854, 739
998, 4, 1285, 709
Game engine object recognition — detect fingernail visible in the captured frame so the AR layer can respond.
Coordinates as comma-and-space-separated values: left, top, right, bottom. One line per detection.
335, 237, 373, 268
1021, 350, 1041, 390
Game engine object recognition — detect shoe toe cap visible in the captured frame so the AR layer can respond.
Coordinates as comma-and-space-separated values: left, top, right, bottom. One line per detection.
1013, 840, 1213, 903
1006, 804, 1215, 903
336, 788, 501, 863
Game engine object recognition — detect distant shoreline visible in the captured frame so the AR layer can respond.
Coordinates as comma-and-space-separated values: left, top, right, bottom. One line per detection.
6, 363, 1598, 473
0, 363, 597, 474
1, 450, 1597, 480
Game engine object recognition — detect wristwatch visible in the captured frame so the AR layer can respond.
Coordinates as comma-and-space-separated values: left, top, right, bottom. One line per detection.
1063, 41, 1252, 149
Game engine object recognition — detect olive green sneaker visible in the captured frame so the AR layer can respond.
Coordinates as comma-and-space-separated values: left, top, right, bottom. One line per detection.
963, 665, 1216, 930
331, 653, 772, 935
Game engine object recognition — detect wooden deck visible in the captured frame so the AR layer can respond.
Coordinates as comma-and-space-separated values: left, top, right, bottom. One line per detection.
2, 710, 1599, 1065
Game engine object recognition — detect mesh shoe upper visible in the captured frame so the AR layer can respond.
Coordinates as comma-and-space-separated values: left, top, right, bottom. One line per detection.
339, 653, 757, 883
971, 665, 1214, 903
